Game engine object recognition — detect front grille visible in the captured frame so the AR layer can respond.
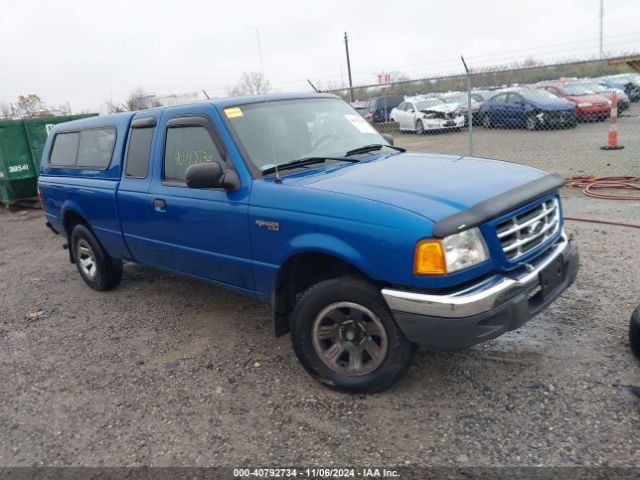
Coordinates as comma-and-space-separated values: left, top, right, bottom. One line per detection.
496, 197, 560, 261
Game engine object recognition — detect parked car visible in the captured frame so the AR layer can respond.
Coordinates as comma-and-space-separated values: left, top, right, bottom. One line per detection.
38, 93, 578, 392
389, 97, 465, 133
480, 88, 577, 130
567, 81, 629, 113
439, 91, 483, 125
537, 83, 611, 121
472, 90, 499, 102
599, 74, 640, 102
363, 95, 405, 123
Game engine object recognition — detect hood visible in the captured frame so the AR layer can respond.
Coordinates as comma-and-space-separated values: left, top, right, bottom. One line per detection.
529, 98, 575, 111
285, 153, 547, 223
442, 101, 479, 112
597, 90, 628, 101
420, 103, 462, 114
566, 93, 610, 104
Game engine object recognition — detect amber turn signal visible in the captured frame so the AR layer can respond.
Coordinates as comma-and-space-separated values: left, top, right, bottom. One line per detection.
414, 240, 447, 275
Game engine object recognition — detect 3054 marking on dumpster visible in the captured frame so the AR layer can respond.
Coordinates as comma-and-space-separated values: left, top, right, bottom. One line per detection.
8, 164, 29, 173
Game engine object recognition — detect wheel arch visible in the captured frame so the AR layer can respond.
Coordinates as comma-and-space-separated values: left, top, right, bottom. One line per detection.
273, 251, 376, 337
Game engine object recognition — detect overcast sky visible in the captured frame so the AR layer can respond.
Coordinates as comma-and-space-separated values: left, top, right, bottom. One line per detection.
1, 0, 639, 112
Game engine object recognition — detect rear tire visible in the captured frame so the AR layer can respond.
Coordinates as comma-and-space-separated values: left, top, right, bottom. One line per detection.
290, 277, 416, 393
71, 224, 123, 291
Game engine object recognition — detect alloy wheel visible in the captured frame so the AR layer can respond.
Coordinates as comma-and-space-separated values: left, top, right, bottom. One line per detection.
311, 302, 389, 376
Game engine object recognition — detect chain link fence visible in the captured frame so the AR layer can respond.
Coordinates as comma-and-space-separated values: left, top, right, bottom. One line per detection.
323, 58, 640, 179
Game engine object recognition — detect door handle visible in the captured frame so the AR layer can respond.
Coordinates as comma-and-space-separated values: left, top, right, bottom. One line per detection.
153, 198, 166, 212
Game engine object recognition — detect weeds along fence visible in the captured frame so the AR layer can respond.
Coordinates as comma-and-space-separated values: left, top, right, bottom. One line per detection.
323, 57, 640, 179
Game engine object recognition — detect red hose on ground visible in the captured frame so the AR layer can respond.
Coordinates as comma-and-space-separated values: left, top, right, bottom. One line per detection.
563, 175, 640, 229
565, 175, 640, 200
564, 216, 640, 229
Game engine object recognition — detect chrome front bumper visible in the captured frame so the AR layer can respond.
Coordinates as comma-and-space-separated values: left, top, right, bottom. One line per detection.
382, 232, 572, 319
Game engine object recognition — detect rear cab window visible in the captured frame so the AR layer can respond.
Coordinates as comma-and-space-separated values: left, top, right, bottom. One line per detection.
125, 118, 157, 179
49, 127, 116, 169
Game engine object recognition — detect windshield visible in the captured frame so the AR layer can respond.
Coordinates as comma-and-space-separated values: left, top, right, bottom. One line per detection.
224, 98, 387, 174
444, 95, 466, 104
561, 85, 596, 96
523, 89, 564, 102
575, 83, 605, 93
415, 99, 442, 110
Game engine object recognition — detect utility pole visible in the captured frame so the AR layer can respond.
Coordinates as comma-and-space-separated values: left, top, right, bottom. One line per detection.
599, 0, 604, 59
344, 32, 354, 103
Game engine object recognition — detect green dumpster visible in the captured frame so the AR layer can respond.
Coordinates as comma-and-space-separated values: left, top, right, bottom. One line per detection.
0, 114, 97, 206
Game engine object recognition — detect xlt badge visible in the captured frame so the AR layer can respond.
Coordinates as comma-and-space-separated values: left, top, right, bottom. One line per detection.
255, 220, 280, 232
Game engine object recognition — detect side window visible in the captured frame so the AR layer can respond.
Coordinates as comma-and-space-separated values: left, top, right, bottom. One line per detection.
50, 132, 80, 166
397, 102, 407, 111
50, 128, 116, 169
493, 94, 507, 103
77, 128, 116, 168
125, 127, 154, 178
164, 125, 224, 183
506, 93, 522, 103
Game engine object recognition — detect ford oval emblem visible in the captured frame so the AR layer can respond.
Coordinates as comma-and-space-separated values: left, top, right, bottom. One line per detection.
530, 221, 545, 235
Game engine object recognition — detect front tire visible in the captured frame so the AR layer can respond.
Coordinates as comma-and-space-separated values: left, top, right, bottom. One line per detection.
71, 224, 123, 291
482, 113, 492, 128
415, 119, 425, 134
290, 277, 416, 393
525, 113, 538, 131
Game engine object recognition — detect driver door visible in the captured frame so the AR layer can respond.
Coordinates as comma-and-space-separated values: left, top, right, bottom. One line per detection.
146, 108, 253, 290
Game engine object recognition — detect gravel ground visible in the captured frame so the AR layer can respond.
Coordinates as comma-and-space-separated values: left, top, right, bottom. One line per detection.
1, 192, 639, 468
393, 104, 640, 177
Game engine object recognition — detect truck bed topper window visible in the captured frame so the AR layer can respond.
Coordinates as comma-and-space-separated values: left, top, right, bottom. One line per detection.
49, 126, 116, 170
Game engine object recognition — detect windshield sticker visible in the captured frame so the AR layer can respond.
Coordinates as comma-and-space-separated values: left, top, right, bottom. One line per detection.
344, 114, 377, 134
224, 107, 244, 118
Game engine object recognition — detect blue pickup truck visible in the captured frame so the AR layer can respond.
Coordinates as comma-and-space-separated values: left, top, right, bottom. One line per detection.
38, 93, 578, 392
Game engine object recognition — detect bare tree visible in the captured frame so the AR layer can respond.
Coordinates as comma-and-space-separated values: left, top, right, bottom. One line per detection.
15, 94, 46, 118
104, 99, 128, 113
0, 102, 14, 119
125, 87, 161, 111
59, 102, 72, 116
228, 71, 270, 96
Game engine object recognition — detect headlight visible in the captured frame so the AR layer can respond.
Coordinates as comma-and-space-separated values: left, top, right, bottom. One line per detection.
578, 102, 592, 107
414, 227, 489, 275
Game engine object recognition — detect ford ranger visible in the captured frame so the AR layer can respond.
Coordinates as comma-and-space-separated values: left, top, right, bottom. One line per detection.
38, 93, 579, 392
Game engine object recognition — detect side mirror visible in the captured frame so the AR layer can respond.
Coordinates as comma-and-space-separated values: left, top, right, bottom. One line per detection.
186, 162, 224, 189
381, 133, 394, 146
186, 162, 241, 191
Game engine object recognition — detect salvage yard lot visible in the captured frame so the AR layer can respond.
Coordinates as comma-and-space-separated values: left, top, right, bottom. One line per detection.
1, 192, 639, 467
394, 104, 640, 178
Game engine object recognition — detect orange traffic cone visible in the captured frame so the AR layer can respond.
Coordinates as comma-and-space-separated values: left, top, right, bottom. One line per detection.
601, 91, 624, 150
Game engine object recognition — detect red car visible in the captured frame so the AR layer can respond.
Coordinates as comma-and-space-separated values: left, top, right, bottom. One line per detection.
567, 81, 630, 113
537, 83, 611, 121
